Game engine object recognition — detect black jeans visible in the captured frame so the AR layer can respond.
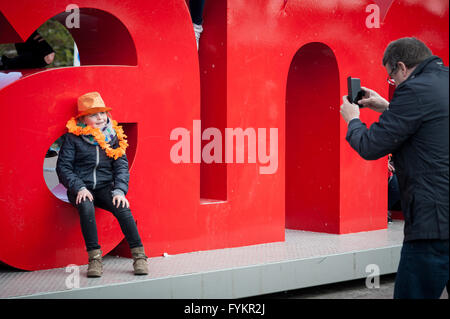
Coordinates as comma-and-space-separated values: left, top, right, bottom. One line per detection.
394, 239, 449, 299
68, 185, 143, 252
189, 0, 205, 25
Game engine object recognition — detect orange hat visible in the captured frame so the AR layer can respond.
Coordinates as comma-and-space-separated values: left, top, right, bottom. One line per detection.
75, 92, 112, 118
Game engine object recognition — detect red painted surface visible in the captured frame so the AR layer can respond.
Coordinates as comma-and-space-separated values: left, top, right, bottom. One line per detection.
0, 0, 448, 270
286, 42, 340, 232
199, 0, 227, 201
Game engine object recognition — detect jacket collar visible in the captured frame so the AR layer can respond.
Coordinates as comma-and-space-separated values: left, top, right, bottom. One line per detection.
397, 56, 443, 88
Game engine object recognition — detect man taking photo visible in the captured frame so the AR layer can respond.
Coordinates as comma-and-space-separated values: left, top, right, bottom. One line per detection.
340, 37, 449, 299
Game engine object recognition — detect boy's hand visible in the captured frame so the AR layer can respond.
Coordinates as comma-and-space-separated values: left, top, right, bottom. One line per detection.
112, 195, 130, 209
76, 188, 93, 204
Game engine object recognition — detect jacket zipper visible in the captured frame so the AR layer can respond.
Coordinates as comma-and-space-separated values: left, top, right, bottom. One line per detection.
93, 146, 99, 189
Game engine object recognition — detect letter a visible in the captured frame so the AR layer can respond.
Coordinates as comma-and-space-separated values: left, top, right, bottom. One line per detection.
170, 128, 191, 163
365, 4, 380, 29
65, 4, 80, 29
202, 128, 223, 163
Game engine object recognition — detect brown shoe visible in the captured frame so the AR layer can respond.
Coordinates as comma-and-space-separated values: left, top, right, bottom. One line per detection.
87, 249, 103, 278
131, 246, 148, 275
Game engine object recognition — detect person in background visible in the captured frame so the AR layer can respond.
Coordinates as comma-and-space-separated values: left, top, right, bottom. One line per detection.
0, 31, 55, 70
189, 0, 205, 50
0, 31, 53, 90
388, 154, 401, 223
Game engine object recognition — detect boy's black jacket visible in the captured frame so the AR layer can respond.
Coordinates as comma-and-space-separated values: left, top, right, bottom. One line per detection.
56, 133, 130, 195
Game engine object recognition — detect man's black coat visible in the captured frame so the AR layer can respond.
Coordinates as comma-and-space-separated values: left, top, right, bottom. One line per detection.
347, 56, 449, 242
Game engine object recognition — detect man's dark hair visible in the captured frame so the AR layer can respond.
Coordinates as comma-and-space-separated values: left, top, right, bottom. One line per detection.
383, 37, 433, 72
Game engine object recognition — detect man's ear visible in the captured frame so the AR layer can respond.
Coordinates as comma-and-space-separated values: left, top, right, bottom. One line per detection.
398, 61, 408, 74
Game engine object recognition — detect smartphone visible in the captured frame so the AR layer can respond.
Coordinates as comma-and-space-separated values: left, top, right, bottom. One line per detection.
347, 76, 365, 107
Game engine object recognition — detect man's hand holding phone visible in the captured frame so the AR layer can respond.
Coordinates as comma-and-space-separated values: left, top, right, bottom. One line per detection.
358, 87, 390, 113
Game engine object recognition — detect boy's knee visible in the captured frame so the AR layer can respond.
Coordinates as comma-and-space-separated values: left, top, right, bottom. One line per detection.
77, 199, 95, 214
113, 207, 133, 219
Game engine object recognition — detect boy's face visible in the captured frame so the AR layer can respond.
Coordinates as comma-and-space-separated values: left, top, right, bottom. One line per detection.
83, 112, 107, 129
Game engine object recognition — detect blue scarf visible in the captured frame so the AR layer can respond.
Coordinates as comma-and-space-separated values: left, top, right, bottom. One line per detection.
78, 118, 116, 145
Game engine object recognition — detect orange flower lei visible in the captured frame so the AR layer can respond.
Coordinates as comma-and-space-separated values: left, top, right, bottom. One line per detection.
66, 117, 129, 160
